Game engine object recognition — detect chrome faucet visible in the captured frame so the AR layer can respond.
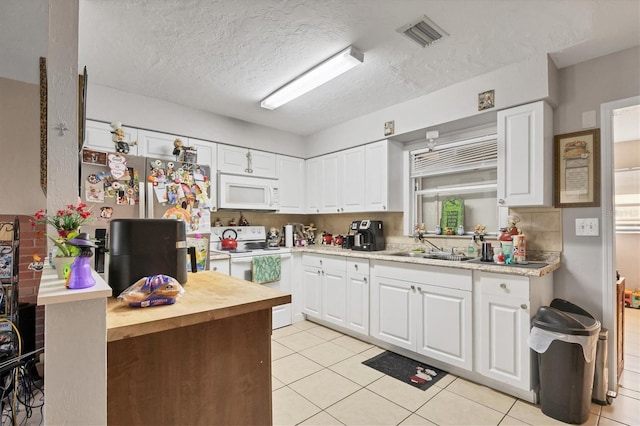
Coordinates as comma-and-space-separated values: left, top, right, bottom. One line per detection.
422, 238, 442, 253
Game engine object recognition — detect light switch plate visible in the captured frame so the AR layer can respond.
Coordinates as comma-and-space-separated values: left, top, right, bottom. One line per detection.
575, 218, 599, 236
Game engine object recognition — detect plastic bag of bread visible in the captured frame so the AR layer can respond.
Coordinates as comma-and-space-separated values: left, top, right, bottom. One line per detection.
118, 274, 185, 308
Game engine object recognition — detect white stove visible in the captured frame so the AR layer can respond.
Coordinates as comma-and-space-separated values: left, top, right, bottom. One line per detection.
210, 226, 291, 257
210, 226, 292, 329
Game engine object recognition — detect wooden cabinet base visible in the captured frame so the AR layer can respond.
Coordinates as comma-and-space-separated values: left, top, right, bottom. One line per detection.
108, 309, 273, 425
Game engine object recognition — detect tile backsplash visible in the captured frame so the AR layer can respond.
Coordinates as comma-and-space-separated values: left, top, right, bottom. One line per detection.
208, 208, 562, 253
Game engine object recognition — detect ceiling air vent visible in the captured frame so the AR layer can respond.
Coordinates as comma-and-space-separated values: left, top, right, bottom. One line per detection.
397, 16, 448, 48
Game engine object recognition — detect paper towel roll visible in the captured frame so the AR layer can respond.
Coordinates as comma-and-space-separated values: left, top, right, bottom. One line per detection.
285, 225, 293, 248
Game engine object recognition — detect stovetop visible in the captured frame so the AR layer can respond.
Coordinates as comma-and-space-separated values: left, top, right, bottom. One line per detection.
210, 226, 290, 257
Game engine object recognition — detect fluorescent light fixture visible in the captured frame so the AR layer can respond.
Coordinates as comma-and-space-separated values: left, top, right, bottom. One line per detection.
260, 46, 364, 110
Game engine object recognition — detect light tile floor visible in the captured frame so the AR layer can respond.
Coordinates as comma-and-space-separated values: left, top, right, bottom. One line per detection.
272, 309, 640, 426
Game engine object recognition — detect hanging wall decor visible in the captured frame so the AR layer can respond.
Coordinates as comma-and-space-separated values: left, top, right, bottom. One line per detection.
554, 129, 601, 207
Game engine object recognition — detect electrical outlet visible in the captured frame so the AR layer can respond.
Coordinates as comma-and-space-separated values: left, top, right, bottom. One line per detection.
575, 218, 599, 236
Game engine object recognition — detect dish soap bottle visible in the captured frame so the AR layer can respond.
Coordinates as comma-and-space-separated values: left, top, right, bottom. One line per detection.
467, 236, 477, 257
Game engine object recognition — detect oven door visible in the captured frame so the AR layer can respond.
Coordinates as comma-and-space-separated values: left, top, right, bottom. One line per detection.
229, 253, 292, 329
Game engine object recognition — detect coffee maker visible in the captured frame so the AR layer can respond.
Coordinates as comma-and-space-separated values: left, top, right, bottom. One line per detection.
351, 220, 384, 251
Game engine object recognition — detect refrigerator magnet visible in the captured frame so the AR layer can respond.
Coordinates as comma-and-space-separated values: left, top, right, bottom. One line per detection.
85, 181, 104, 203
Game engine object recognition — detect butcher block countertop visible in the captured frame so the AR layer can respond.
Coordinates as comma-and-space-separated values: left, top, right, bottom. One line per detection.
107, 270, 291, 342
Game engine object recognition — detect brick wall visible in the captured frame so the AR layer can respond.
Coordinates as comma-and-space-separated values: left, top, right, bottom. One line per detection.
0, 215, 46, 351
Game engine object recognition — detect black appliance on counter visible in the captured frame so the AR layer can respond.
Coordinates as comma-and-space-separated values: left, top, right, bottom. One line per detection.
341, 221, 360, 249
351, 220, 384, 251
108, 219, 188, 296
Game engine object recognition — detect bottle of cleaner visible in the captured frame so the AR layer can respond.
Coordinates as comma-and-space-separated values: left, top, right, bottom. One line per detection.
467, 236, 477, 257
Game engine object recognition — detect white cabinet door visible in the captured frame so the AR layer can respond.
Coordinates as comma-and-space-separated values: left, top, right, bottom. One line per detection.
210, 258, 230, 275
217, 145, 276, 177
276, 155, 305, 213
319, 153, 343, 213
138, 129, 185, 160
364, 141, 388, 211
416, 285, 473, 371
342, 147, 365, 212
346, 259, 369, 335
497, 101, 553, 207
302, 265, 322, 320
478, 293, 531, 389
305, 157, 320, 213
84, 120, 138, 155
371, 276, 416, 351
322, 266, 347, 327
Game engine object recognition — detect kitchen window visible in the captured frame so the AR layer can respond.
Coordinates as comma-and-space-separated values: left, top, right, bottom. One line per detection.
410, 134, 499, 235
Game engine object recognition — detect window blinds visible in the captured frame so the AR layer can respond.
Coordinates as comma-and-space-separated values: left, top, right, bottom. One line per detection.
411, 135, 498, 178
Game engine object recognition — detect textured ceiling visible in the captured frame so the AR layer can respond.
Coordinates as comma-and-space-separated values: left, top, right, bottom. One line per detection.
1, 1, 639, 137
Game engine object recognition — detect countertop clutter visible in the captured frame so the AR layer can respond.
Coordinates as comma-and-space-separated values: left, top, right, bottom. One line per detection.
295, 245, 560, 277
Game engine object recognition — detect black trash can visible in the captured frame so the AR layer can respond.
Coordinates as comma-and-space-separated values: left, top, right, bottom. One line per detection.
529, 306, 600, 424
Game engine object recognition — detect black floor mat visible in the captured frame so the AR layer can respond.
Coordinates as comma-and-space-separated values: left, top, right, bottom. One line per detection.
362, 350, 447, 391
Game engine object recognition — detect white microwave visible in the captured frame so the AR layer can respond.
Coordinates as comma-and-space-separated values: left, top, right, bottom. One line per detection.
218, 173, 280, 211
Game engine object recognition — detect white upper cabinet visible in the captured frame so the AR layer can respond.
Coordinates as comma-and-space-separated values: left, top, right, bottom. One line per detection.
84, 120, 139, 155
341, 146, 365, 212
305, 157, 321, 213
497, 101, 553, 207
319, 152, 343, 213
138, 129, 185, 160
305, 140, 403, 214
365, 140, 403, 212
217, 145, 277, 177
276, 155, 305, 214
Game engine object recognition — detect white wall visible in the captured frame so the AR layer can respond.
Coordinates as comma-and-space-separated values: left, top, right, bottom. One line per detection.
554, 47, 640, 319
86, 84, 306, 158
305, 54, 556, 157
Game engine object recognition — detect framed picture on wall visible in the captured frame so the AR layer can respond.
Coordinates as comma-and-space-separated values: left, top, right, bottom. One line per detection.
554, 129, 601, 207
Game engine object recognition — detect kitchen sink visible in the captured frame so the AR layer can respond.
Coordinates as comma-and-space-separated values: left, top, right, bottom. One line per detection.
389, 252, 472, 262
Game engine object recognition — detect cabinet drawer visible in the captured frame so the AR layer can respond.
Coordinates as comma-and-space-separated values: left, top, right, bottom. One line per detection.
347, 259, 369, 274
476, 272, 529, 299
302, 254, 345, 271
373, 260, 471, 291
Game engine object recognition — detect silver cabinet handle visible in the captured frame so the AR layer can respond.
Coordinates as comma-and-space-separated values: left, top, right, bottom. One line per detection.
498, 199, 505, 205
354, 264, 359, 271
364, 277, 367, 284
500, 283, 507, 289
411, 285, 416, 290
521, 304, 528, 310
383, 205, 386, 210
417, 286, 422, 292
317, 209, 320, 213
322, 271, 325, 276
317, 270, 321, 276
213, 267, 217, 271
319, 260, 323, 265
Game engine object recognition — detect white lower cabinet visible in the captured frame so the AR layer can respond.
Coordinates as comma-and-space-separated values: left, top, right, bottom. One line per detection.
210, 258, 230, 275
473, 271, 553, 391
371, 260, 473, 371
345, 259, 370, 335
302, 254, 369, 335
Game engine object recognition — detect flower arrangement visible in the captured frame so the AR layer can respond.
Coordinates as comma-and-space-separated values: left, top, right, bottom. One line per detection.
32, 203, 94, 257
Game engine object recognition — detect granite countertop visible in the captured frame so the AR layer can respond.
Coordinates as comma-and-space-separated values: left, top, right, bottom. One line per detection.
294, 246, 560, 277
106, 270, 291, 342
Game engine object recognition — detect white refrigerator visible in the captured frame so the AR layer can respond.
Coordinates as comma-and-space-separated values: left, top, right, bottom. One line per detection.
79, 148, 212, 272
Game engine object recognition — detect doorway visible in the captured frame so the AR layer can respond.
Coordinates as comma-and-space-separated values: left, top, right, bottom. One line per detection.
601, 96, 640, 391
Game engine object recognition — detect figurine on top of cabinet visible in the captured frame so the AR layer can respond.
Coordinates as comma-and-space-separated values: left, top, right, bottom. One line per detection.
474, 224, 486, 236
172, 138, 185, 161
228, 218, 236, 226
110, 122, 137, 154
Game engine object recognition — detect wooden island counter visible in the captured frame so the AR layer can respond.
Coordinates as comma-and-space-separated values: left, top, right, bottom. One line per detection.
106, 270, 291, 425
